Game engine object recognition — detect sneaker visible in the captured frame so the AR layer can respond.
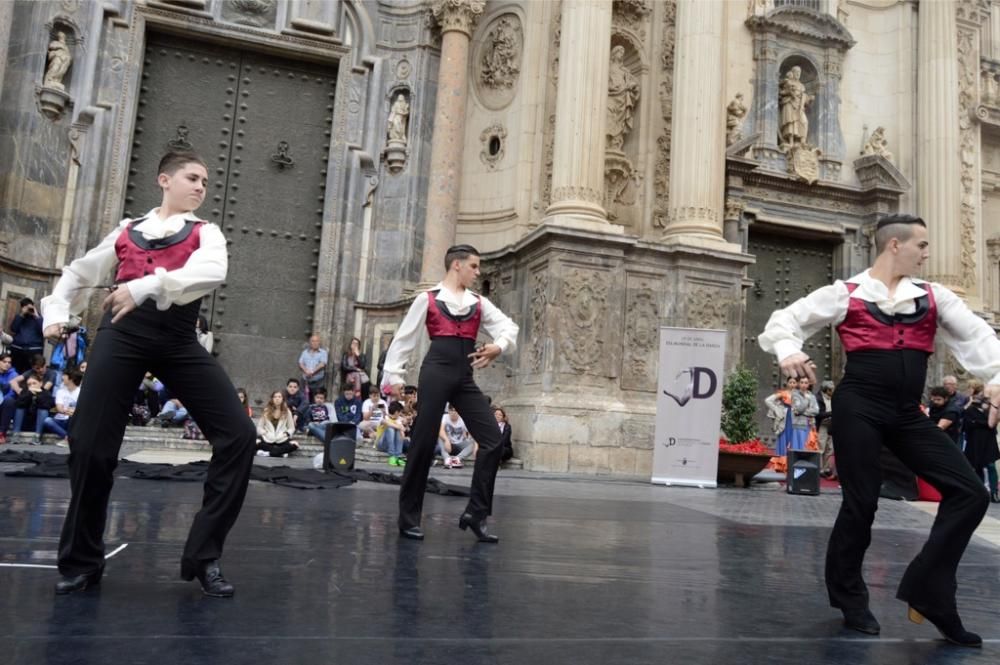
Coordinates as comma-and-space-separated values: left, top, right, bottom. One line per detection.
388, 455, 398, 466
396, 457, 406, 468
56, 439, 69, 448
443, 457, 453, 469
29, 435, 42, 446
256, 450, 269, 457
450, 456, 463, 469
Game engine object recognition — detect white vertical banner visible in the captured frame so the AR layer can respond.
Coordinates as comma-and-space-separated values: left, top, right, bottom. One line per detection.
651, 327, 727, 488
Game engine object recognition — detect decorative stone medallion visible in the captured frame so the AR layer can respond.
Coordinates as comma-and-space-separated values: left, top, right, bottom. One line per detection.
473, 13, 522, 110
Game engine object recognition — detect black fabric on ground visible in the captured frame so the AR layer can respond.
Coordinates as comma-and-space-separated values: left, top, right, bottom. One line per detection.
0, 450, 468, 496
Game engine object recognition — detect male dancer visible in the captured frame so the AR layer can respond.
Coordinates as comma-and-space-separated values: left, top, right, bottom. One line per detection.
381, 244, 518, 542
41, 151, 256, 597
759, 214, 995, 647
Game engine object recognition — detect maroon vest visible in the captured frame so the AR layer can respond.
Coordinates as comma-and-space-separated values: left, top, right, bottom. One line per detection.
114, 218, 203, 282
836, 281, 937, 353
425, 290, 481, 340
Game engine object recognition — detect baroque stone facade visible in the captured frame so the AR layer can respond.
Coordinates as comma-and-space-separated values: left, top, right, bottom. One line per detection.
2, 0, 1000, 476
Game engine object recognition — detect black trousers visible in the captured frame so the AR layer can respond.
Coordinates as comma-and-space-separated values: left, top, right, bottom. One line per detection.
58, 301, 256, 576
826, 350, 989, 612
398, 337, 503, 530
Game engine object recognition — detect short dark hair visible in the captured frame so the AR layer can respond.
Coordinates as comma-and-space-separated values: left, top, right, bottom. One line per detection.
443, 244, 480, 272
0, 352, 12, 362
64, 369, 84, 386
157, 150, 207, 176
369, 385, 380, 395
874, 214, 925, 254
19, 297, 33, 307
314, 388, 327, 398
342, 384, 355, 393
929, 386, 950, 399
30, 354, 46, 367
403, 385, 417, 395
388, 402, 403, 416
286, 378, 300, 387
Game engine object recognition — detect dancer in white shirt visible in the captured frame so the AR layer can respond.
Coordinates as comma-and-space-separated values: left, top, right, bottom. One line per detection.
382, 244, 518, 542
41, 151, 255, 598
759, 214, 996, 647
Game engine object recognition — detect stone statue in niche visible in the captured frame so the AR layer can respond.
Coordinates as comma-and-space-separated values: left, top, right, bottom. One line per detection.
481, 16, 520, 90
606, 45, 639, 151
726, 93, 747, 146
387, 94, 410, 145
778, 66, 812, 149
862, 126, 893, 162
44, 31, 72, 90
384, 93, 410, 174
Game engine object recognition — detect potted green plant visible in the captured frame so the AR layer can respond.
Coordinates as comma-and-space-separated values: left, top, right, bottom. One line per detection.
718, 366, 773, 487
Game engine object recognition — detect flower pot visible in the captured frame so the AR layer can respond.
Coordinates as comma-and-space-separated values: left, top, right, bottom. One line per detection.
717, 451, 773, 488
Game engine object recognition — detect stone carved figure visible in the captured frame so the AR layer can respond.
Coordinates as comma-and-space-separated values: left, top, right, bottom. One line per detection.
387, 94, 410, 145
862, 126, 893, 162
726, 93, 747, 146
778, 66, 813, 149
481, 16, 520, 89
747, 0, 774, 16
606, 45, 639, 151
44, 31, 72, 90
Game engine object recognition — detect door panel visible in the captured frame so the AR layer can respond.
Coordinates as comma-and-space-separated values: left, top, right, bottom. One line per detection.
126, 34, 337, 404
744, 234, 835, 442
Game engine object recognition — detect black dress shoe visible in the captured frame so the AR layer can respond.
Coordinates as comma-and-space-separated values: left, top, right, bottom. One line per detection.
399, 526, 424, 541
181, 559, 234, 598
908, 605, 982, 647
458, 512, 499, 543
54, 567, 104, 595
842, 608, 880, 635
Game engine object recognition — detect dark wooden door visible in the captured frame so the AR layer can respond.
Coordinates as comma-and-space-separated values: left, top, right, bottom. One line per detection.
744, 233, 835, 441
125, 34, 336, 403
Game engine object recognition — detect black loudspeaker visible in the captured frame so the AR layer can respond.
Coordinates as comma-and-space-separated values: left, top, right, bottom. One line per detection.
324, 422, 358, 471
786, 449, 821, 496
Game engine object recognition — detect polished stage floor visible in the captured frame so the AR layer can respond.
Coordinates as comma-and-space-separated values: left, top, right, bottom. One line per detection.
2, 458, 1000, 664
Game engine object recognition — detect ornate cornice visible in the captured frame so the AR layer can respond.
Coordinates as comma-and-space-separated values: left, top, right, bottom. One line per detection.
429, 0, 485, 37
746, 6, 855, 50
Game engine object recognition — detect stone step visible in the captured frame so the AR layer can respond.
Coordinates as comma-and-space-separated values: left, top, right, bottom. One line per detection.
5, 427, 524, 469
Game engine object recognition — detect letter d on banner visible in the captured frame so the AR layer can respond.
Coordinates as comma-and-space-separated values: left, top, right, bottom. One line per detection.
651, 327, 727, 488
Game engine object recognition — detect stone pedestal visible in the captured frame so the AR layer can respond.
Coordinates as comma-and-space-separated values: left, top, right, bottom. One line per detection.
917, 0, 962, 291
543, 0, 615, 229
418, 0, 485, 286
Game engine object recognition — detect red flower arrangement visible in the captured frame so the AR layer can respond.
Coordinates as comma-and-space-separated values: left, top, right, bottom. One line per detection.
718, 438, 770, 455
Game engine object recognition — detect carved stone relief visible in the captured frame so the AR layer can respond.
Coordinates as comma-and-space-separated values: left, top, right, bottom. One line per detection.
685, 284, 732, 330
622, 279, 660, 391
957, 21, 979, 291
538, 10, 560, 211
652, 0, 677, 229
606, 44, 639, 152
44, 31, 72, 89
613, 0, 651, 41
223, 0, 277, 28
861, 126, 892, 162
528, 268, 547, 372
726, 93, 748, 146
558, 268, 609, 373
476, 14, 522, 110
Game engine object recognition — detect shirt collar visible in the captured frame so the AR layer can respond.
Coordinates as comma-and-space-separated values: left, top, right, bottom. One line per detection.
848, 269, 927, 303
140, 208, 203, 226
431, 282, 478, 308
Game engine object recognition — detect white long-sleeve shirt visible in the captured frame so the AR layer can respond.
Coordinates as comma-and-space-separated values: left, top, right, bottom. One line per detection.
40, 208, 227, 329
380, 283, 519, 388
758, 269, 1000, 385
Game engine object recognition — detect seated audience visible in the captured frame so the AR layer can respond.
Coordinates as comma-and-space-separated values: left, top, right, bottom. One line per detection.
256, 390, 299, 457
44, 369, 82, 447
13, 375, 54, 443
495, 406, 513, 462
236, 387, 253, 418
305, 388, 336, 441
283, 378, 308, 431
334, 385, 362, 425
156, 398, 188, 427
359, 385, 387, 441
376, 402, 408, 467
0, 353, 18, 444
437, 405, 476, 469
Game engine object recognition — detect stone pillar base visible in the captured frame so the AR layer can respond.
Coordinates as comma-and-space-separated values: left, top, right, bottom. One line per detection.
541, 213, 625, 236
474, 226, 753, 477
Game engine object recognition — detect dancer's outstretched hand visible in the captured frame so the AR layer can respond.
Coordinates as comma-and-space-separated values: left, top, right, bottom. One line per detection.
468, 344, 501, 369
986, 384, 1000, 428
779, 352, 817, 385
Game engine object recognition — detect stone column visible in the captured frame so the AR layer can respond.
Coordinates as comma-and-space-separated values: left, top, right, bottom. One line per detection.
0, 0, 14, 102
418, 0, 485, 285
663, 0, 727, 240
917, 0, 962, 289
542, 0, 614, 228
